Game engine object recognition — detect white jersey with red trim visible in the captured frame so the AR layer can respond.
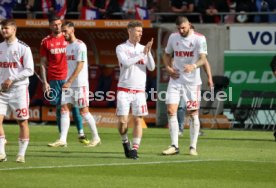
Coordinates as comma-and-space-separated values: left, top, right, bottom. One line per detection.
66, 39, 88, 87
165, 30, 207, 85
0, 38, 34, 87
116, 40, 155, 90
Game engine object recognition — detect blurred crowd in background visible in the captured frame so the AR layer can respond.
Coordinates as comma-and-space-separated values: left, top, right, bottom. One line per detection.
0, 0, 276, 23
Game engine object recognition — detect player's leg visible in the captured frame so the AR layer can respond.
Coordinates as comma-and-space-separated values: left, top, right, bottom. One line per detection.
81, 107, 101, 147
72, 106, 88, 142
0, 92, 9, 161
17, 119, 29, 163
48, 84, 71, 147
49, 80, 65, 133
75, 86, 99, 147
185, 85, 201, 156
130, 92, 148, 159
10, 85, 30, 162
177, 97, 186, 136
116, 91, 131, 158
0, 115, 7, 162
162, 82, 180, 155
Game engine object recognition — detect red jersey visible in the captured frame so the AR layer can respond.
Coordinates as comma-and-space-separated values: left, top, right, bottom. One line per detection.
40, 34, 68, 80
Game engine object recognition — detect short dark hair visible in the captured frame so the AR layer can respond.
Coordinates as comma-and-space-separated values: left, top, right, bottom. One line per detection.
127, 21, 143, 29
62, 20, 74, 28
0, 19, 17, 28
48, 15, 61, 23
176, 16, 189, 26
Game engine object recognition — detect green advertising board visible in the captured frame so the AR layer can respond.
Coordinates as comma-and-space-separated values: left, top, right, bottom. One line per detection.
224, 51, 276, 104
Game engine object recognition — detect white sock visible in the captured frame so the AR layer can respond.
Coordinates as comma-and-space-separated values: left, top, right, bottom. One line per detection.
18, 138, 29, 157
168, 115, 179, 148
79, 129, 85, 137
190, 115, 200, 149
0, 136, 6, 155
133, 137, 141, 150
121, 133, 128, 143
82, 113, 100, 140
60, 111, 70, 143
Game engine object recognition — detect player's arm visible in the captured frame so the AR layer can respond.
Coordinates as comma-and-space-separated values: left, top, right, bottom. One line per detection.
203, 60, 214, 88
39, 41, 51, 92
116, 45, 146, 68
3, 47, 34, 90
163, 34, 180, 79
63, 61, 84, 88
145, 38, 155, 71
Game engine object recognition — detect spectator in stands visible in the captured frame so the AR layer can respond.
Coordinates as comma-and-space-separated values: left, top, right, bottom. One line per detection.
254, 0, 276, 22
12, 0, 34, 19
197, 0, 229, 23
147, 0, 159, 21
32, 0, 56, 18
235, 0, 256, 23
94, 0, 122, 19
0, 0, 16, 19
171, 0, 199, 22
66, 0, 81, 19
122, 0, 147, 19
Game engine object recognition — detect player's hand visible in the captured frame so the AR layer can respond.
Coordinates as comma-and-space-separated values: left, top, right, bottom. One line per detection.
144, 38, 154, 55
1, 79, 13, 91
166, 66, 180, 79
208, 78, 214, 89
184, 64, 196, 73
43, 82, 51, 97
62, 82, 71, 89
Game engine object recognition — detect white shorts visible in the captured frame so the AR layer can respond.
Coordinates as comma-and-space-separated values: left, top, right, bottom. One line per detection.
61, 86, 89, 108
0, 85, 30, 120
116, 89, 148, 116
166, 82, 201, 111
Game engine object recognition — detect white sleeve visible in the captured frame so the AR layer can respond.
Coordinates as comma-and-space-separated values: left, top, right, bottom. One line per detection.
77, 43, 87, 63
198, 36, 208, 55
116, 45, 145, 68
9, 47, 34, 81
146, 52, 155, 71
165, 34, 174, 54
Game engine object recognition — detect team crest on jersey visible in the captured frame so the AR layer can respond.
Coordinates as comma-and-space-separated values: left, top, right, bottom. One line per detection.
176, 42, 179, 46
12, 51, 19, 58
189, 43, 194, 48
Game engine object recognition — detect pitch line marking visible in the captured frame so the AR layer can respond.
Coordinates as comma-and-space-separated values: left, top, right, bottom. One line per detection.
0, 159, 275, 171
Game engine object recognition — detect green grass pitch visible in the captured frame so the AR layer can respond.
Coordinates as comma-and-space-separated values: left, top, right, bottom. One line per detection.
0, 124, 275, 188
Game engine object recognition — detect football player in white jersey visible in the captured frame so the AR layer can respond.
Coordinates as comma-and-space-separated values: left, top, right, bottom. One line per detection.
162, 16, 208, 156
49, 21, 101, 147
0, 19, 34, 163
116, 21, 155, 159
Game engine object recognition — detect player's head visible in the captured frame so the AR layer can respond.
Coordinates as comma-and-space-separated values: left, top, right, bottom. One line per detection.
48, 15, 62, 36
127, 21, 143, 44
176, 16, 191, 38
61, 21, 75, 42
0, 19, 17, 40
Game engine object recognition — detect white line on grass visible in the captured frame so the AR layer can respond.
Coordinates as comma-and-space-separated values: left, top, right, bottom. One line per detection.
1, 159, 276, 171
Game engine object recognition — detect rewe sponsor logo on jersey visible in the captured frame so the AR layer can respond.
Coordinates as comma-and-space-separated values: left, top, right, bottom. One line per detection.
175, 51, 194, 57
0, 62, 17, 68
50, 48, 66, 54
67, 55, 75, 60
